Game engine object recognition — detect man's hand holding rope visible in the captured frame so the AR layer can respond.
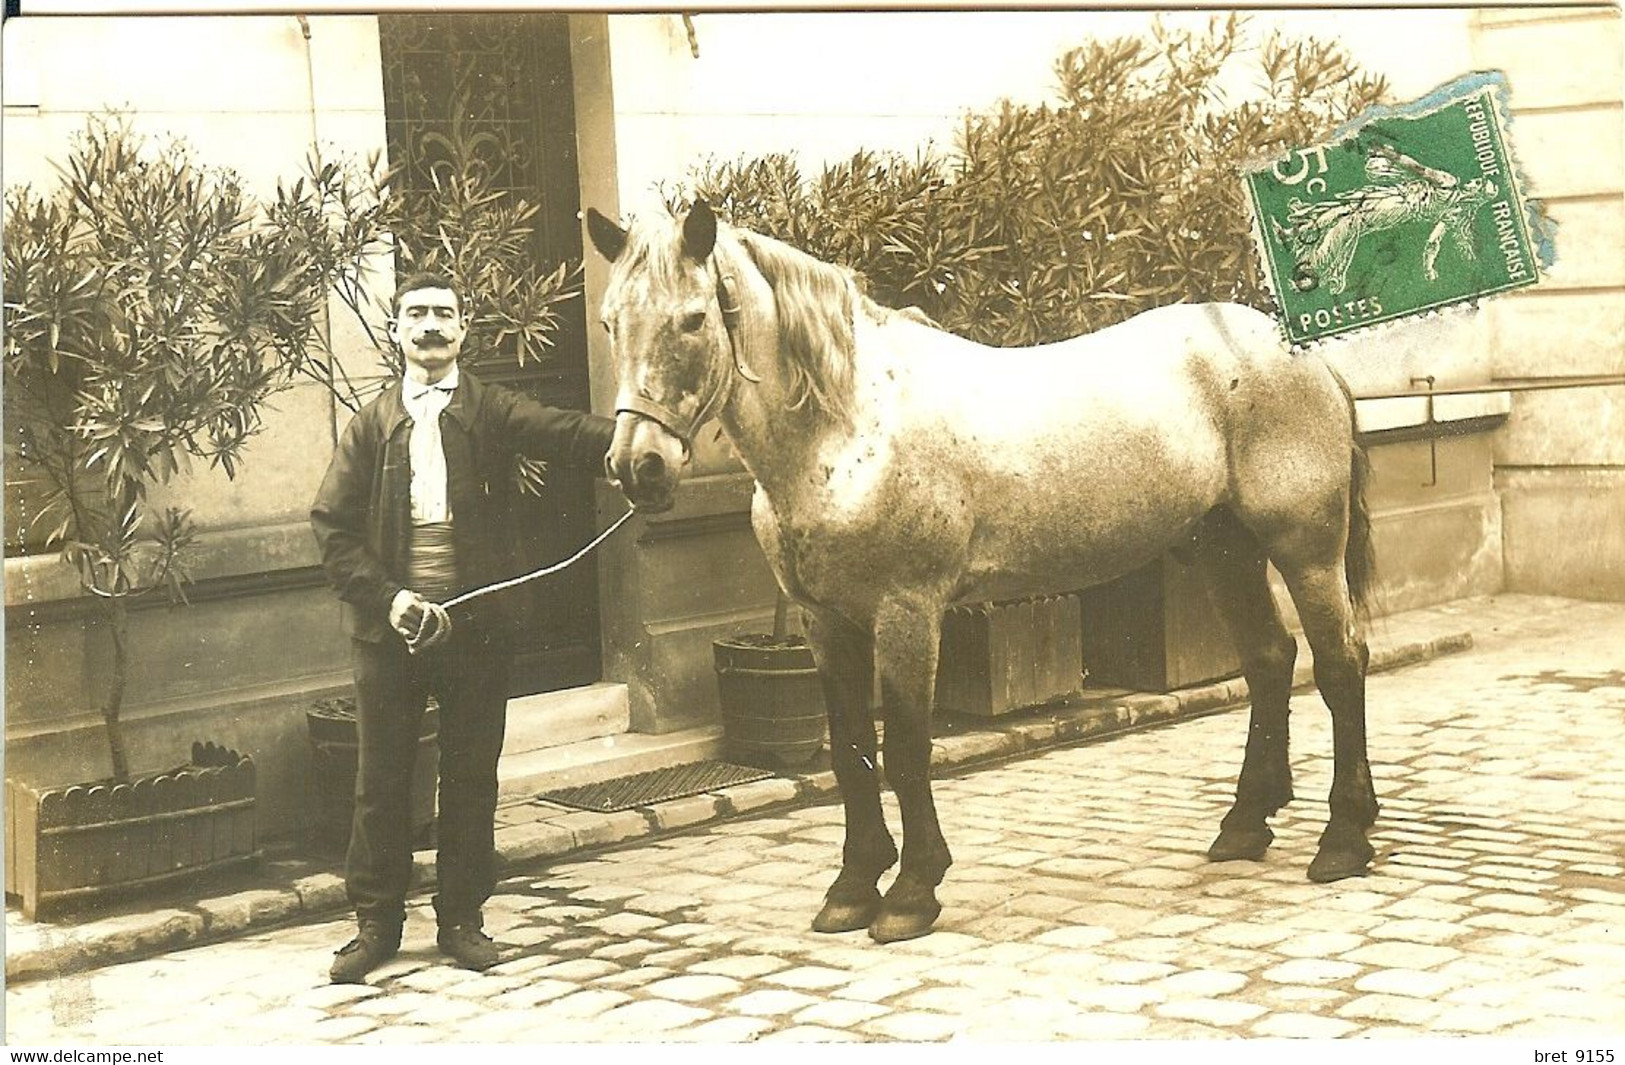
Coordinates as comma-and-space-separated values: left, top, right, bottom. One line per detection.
392, 504, 639, 656
390, 588, 453, 654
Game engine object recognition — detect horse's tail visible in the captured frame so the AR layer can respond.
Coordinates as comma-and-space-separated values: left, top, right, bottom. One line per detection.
1347, 433, 1377, 621
1332, 368, 1378, 620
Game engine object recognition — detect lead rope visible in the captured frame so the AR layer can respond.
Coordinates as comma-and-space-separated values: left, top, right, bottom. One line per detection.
404, 505, 638, 654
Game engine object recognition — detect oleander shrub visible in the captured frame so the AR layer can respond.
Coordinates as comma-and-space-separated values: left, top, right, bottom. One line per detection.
678, 18, 1388, 345
3, 115, 329, 780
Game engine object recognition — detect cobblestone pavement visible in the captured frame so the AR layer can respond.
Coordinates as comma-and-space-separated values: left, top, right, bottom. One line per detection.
7, 598, 1624, 1044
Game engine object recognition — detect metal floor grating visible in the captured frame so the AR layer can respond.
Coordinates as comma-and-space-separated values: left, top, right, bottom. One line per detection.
536, 761, 774, 813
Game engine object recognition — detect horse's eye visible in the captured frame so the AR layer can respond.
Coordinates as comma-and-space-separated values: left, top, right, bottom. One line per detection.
600, 319, 611, 334
680, 311, 707, 333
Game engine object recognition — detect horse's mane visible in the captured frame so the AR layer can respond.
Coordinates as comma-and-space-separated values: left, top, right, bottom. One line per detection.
725, 227, 899, 428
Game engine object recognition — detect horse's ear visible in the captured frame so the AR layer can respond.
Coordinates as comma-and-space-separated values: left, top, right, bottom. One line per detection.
586, 208, 628, 262
683, 200, 717, 261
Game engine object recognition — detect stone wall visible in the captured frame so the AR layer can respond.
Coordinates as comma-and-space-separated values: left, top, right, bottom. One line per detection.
1474, 8, 1625, 601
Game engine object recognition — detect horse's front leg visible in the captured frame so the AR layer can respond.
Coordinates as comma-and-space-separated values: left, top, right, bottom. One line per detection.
805, 609, 895, 933
871, 599, 952, 943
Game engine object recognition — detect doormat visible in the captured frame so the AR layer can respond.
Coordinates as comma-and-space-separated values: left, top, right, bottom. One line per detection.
536, 761, 774, 813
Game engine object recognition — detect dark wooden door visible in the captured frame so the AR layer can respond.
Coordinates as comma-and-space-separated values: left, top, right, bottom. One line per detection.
381, 13, 600, 695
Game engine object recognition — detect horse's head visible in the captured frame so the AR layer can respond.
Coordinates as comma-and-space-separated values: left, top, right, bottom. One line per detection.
588, 201, 737, 514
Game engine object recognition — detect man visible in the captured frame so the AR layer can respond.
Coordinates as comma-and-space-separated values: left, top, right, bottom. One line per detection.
311, 272, 616, 983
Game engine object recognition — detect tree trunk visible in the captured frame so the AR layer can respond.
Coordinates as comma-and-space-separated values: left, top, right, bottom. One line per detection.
102, 595, 131, 783
772, 592, 790, 643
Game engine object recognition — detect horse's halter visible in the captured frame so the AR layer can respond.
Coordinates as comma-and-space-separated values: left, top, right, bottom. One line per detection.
613, 253, 759, 461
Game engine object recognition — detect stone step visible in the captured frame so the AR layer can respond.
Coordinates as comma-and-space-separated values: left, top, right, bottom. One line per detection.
496, 724, 726, 803
501, 681, 630, 756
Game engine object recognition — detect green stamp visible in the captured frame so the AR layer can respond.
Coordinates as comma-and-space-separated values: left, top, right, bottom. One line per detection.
1245, 72, 1554, 345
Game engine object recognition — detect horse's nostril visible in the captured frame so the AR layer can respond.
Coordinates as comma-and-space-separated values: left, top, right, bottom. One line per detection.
634, 452, 667, 484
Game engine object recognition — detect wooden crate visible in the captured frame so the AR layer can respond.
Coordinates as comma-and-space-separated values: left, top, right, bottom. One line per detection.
936, 594, 1085, 717
1079, 554, 1241, 692
5, 743, 258, 919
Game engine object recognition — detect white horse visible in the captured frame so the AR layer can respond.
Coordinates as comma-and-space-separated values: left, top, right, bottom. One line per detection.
591, 201, 1377, 943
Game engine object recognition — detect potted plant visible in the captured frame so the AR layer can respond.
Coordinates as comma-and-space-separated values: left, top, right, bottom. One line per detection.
305, 697, 439, 853
3, 115, 328, 917
713, 592, 829, 770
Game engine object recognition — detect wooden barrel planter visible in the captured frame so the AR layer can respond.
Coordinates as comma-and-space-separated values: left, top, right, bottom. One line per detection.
713, 635, 828, 771
4, 743, 258, 920
306, 697, 439, 852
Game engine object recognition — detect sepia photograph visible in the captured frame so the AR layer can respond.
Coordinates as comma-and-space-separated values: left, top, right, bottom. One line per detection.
2, 1, 1622, 1050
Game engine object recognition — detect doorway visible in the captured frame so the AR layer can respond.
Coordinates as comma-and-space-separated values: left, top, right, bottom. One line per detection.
380, 12, 600, 695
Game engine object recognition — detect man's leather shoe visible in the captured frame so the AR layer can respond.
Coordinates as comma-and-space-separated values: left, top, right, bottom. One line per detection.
437, 925, 500, 971
330, 921, 401, 984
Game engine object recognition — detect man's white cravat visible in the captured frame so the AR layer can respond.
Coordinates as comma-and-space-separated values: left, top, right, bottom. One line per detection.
402, 366, 459, 525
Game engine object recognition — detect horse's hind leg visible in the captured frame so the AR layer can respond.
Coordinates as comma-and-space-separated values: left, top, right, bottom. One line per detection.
1276, 557, 1378, 882
805, 610, 896, 933
870, 597, 952, 943
1198, 511, 1299, 863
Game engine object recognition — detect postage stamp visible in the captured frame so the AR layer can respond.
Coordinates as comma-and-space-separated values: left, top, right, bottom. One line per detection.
1244, 71, 1555, 346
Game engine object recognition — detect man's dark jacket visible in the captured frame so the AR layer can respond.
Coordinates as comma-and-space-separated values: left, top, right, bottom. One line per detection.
310, 370, 616, 644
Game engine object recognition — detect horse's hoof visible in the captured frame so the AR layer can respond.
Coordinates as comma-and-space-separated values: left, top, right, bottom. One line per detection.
1207, 825, 1273, 863
812, 893, 881, 934
1308, 844, 1374, 883
868, 903, 940, 944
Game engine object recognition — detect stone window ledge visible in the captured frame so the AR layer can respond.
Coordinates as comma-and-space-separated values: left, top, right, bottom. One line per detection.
1355, 390, 1512, 444
4, 520, 322, 613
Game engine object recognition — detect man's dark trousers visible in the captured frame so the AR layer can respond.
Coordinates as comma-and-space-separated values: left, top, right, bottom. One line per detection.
346, 615, 512, 929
